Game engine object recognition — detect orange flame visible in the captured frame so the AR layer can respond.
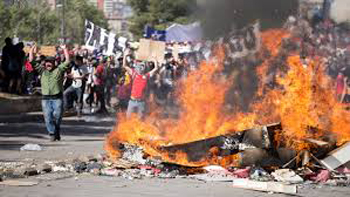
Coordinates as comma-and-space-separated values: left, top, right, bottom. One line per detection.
105, 29, 350, 167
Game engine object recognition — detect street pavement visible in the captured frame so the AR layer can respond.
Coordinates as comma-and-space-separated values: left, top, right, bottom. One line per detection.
1, 112, 350, 197
0, 113, 114, 163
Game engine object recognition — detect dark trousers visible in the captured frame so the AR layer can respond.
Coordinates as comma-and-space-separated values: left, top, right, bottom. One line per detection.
95, 85, 107, 111
64, 86, 83, 112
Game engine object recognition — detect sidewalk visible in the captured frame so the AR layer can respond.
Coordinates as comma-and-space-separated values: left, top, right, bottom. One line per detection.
0, 93, 41, 115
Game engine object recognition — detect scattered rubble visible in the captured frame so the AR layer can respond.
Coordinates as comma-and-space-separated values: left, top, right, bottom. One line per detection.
121, 144, 147, 164
1, 124, 350, 193
310, 170, 331, 183
38, 164, 52, 173
271, 169, 303, 184
23, 168, 39, 177
190, 172, 236, 182
321, 142, 350, 171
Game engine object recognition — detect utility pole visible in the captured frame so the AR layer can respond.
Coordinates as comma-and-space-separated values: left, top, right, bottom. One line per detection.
322, 0, 332, 21
57, 0, 66, 44
37, 11, 41, 45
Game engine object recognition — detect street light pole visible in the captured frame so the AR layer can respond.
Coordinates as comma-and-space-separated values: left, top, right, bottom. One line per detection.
57, 0, 66, 44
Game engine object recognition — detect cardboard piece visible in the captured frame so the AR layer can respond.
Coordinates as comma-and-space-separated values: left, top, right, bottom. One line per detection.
320, 142, 350, 171
40, 46, 56, 56
136, 39, 165, 62
232, 179, 297, 194
0, 180, 39, 186
23, 46, 31, 54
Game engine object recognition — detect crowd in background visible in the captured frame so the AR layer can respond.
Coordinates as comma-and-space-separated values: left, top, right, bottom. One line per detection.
2, 6, 350, 119
0, 37, 205, 118
282, 11, 350, 103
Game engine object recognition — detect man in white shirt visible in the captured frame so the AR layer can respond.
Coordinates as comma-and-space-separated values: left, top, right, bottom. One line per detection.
63, 55, 89, 116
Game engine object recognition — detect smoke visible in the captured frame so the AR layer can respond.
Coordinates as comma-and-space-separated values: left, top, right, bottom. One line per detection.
197, 0, 299, 39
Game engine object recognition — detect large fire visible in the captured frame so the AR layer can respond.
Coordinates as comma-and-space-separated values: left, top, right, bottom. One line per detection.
105, 29, 350, 167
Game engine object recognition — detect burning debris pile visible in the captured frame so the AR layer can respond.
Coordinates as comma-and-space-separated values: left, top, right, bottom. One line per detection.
101, 24, 350, 194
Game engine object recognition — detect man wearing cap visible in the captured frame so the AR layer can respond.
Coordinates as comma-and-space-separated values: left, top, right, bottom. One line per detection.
122, 49, 160, 119
29, 45, 71, 141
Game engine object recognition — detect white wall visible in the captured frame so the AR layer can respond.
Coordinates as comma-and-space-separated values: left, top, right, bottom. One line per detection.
330, 0, 350, 23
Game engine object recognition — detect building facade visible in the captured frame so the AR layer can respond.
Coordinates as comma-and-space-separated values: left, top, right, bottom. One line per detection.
102, 0, 132, 35
87, 0, 132, 36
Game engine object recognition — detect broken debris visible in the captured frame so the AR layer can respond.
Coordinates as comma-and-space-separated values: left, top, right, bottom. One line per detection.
320, 142, 350, 171
232, 178, 297, 194
272, 169, 303, 184
0, 180, 39, 186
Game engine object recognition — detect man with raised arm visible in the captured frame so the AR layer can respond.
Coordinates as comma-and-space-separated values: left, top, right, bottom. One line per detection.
122, 48, 160, 119
29, 44, 71, 141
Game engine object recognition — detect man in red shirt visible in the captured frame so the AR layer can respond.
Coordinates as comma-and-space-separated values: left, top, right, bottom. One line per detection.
122, 49, 160, 119
94, 62, 108, 113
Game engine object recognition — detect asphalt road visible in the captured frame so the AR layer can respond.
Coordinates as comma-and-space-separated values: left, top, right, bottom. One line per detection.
1, 113, 350, 197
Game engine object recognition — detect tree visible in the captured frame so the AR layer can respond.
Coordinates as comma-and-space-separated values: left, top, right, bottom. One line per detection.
127, 0, 197, 38
64, 0, 108, 44
9, 1, 60, 44
0, 1, 12, 45
0, 0, 108, 47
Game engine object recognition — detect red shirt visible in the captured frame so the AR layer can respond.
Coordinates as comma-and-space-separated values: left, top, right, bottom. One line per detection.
130, 69, 150, 100
25, 61, 33, 72
337, 73, 345, 95
94, 64, 104, 86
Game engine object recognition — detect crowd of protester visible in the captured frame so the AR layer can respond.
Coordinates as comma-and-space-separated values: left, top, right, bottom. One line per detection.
0, 38, 204, 118
2, 6, 350, 139
281, 11, 350, 103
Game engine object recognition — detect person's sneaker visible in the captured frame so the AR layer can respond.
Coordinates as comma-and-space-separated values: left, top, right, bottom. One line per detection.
49, 134, 56, 142
55, 132, 61, 141
55, 135, 61, 141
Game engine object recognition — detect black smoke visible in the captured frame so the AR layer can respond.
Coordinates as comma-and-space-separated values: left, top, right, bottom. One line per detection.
197, 0, 299, 39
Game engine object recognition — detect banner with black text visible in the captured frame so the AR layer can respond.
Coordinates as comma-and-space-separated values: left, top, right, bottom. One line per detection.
84, 20, 128, 56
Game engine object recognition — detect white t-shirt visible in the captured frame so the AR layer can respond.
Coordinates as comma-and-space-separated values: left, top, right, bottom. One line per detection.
86, 65, 95, 85
72, 65, 89, 88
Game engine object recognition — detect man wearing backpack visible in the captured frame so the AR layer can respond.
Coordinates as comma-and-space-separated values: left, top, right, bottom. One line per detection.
122, 49, 160, 119
63, 55, 89, 116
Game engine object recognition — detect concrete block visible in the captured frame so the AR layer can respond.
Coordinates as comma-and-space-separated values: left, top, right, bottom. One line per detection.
232, 178, 297, 194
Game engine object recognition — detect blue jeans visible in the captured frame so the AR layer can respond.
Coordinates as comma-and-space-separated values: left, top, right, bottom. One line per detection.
42, 99, 63, 135
64, 86, 83, 110
127, 100, 146, 119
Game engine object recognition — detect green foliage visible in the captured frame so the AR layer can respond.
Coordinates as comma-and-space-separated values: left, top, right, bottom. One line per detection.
0, 1, 12, 43
0, 0, 107, 47
65, 0, 108, 44
127, 0, 197, 39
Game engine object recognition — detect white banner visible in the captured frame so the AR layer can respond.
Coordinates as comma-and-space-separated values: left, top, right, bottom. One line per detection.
223, 22, 261, 59
84, 20, 128, 56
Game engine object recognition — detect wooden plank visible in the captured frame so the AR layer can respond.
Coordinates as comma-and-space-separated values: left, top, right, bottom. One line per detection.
232, 179, 297, 194
0, 180, 39, 186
